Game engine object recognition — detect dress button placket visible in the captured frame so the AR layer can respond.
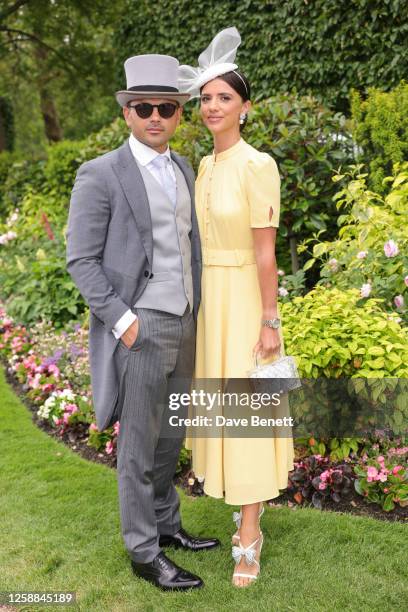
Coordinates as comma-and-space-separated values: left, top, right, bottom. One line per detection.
205, 159, 215, 244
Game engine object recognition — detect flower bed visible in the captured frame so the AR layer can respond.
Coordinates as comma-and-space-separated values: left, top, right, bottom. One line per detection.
1, 304, 407, 518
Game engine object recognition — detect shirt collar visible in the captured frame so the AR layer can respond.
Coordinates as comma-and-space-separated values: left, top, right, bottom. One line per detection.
129, 134, 171, 167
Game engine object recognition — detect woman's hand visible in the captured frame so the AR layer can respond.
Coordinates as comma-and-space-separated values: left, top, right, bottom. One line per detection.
253, 326, 281, 361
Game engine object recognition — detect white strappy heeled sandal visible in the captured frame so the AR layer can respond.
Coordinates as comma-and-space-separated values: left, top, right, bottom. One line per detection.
232, 532, 264, 585
232, 503, 264, 544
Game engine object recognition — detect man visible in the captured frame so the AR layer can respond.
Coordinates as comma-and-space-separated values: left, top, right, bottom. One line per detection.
66, 54, 219, 591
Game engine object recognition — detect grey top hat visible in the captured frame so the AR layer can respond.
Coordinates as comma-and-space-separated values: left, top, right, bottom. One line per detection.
116, 54, 190, 107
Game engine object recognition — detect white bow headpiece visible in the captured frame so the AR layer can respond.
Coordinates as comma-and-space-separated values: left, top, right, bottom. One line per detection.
178, 27, 242, 98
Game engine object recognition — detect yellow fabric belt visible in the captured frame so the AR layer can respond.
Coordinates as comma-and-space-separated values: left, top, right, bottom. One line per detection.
202, 248, 256, 267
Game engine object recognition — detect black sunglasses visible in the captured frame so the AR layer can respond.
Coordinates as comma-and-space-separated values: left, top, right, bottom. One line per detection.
128, 102, 178, 119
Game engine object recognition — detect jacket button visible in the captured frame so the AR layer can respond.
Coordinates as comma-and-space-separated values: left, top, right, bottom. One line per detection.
144, 270, 149, 278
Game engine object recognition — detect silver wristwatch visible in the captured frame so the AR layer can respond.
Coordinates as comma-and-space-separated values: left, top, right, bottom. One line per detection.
262, 318, 281, 329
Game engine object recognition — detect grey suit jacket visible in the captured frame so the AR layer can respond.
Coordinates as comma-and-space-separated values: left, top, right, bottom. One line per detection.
66, 140, 202, 431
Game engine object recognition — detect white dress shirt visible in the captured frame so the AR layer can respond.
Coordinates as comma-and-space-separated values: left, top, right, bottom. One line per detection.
111, 135, 177, 339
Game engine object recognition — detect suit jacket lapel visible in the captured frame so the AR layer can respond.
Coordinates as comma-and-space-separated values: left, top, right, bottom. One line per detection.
112, 140, 153, 265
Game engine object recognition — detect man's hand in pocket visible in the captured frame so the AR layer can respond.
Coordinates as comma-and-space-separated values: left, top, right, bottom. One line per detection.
120, 318, 139, 349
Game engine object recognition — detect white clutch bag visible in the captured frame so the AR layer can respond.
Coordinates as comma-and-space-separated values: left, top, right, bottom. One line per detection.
248, 353, 302, 395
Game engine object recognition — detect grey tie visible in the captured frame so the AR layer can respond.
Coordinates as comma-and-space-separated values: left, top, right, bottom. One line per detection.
152, 155, 177, 207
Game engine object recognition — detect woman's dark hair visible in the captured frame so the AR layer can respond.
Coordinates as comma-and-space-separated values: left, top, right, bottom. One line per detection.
200, 69, 251, 131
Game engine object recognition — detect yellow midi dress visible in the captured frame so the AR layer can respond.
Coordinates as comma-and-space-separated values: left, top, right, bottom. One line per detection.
190, 138, 295, 505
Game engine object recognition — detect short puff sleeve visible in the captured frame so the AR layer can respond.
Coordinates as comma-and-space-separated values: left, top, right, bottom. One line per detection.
245, 154, 281, 228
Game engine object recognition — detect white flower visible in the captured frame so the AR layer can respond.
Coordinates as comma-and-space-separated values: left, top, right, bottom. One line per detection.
59, 389, 75, 400
277, 269, 285, 276
278, 287, 289, 297
356, 251, 368, 259
360, 283, 372, 298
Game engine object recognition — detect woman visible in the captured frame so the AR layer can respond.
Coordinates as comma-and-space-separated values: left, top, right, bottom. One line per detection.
180, 28, 295, 587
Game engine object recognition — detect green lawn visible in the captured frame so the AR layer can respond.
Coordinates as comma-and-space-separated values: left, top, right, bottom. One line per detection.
0, 366, 407, 612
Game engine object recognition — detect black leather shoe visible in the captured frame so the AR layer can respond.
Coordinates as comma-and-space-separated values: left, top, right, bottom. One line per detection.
159, 527, 220, 552
131, 551, 203, 591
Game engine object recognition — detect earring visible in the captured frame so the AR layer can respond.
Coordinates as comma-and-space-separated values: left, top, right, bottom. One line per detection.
239, 113, 246, 125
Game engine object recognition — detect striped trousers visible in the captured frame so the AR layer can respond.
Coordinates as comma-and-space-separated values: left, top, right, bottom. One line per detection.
115, 307, 195, 563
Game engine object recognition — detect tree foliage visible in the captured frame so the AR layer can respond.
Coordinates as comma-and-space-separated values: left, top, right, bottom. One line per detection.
0, 0, 124, 149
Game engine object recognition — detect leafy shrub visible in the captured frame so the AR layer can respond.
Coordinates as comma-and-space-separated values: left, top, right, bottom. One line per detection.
282, 286, 408, 378
0, 151, 18, 218
351, 82, 408, 194
0, 236, 86, 327
288, 454, 354, 509
302, 163, 408, 324
354, 451, 408, 511
282, 287, 408, 439
0, 156, 46, 220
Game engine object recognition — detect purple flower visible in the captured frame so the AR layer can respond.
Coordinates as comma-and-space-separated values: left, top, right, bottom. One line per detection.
394, 295, 404, 309
404, 276, 408, 287
356, 251, 368, 259
69, 343, 82, 358
384, 240, 399, 257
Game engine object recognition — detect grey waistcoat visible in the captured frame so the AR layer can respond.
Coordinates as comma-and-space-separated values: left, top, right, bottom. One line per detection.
134, 160, 193, 315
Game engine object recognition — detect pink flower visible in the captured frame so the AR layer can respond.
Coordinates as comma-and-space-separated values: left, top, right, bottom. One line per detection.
64, 403, 78, 414
377, 471, 388, 482
404, 276, 408, 287
105, 440, 114, 455
384, 240, 399, 257
89, 423, 98, 432
318, 482, 326, 490
357, 251, 368, 259
48, 364, 60, 378
278, 287, 289, 297
113, 421, 120, 436
360, 283, 372, 298
392, 465, 403, 475
328, 258, 338, 272
367, 466, 378, 482
394, 295, 404, 309
383, 488, 389, 493
377, 455, 385, 465
63, 413, 70, 424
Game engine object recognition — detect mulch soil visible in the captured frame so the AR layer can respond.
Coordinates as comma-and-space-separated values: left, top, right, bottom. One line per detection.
4, 366, 408, 525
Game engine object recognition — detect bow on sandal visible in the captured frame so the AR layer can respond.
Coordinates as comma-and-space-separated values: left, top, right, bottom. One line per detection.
232, 503, 265, 544
231, 533, 264, 583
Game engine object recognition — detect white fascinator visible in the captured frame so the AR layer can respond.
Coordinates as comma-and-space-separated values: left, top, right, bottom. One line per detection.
178, 27, 242, 98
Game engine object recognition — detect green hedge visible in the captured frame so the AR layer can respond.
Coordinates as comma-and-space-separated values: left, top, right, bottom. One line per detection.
114, 0, 407, 112
351, 81, 408, 193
